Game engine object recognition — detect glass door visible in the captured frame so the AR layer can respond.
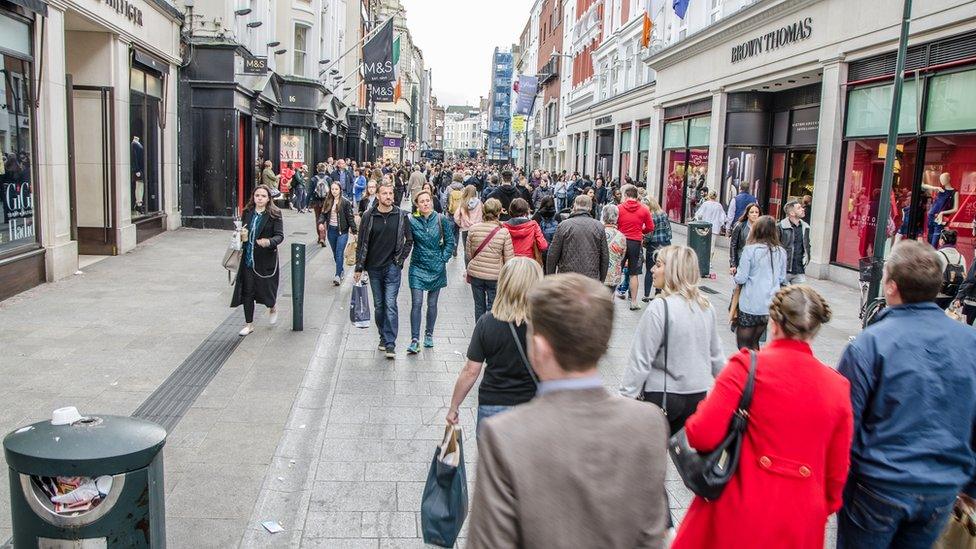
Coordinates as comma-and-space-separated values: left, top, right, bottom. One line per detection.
767, 151, 787, 219
786, 150, 816, 221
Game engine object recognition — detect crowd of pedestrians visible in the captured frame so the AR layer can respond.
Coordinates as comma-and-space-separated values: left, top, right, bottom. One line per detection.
228, 157, 976, 548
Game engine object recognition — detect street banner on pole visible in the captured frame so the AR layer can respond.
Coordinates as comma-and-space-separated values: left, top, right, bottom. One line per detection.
363, 18, 394, 84
512, 115, 526, 133
368, 81, 395, 103
514, 75, 538, 116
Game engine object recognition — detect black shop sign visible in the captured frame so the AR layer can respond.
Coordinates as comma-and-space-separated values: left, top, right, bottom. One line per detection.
731, 17, 812, 64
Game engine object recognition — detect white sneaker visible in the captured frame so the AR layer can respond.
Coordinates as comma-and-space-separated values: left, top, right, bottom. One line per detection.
268, 309, 278, 325
239, 325, 254, 337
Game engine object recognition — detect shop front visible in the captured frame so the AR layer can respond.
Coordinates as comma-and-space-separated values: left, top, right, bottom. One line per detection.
277, 77, 324, 195
660, 99, 711, 223
833, 32, 976, 269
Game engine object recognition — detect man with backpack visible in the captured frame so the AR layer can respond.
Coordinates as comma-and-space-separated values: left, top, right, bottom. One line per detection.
309, 163, 332, 246
935, 229, 966, 310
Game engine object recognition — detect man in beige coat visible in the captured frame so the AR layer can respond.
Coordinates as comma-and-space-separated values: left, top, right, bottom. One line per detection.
468, 273, 670, 549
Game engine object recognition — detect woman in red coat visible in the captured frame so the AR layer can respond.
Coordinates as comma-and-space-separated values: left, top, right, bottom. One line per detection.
673, 285, 853, 549
503, 198, 548, 263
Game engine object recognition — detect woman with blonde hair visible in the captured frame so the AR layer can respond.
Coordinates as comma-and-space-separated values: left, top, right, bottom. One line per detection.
673, 285, 852, 549
446, 257, 544, 433
453, 184, 483, 260
620, 244, 725, 435
466, 198, 515, 321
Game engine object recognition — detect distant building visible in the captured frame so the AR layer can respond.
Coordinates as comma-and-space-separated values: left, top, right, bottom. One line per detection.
487, 48, 515, 163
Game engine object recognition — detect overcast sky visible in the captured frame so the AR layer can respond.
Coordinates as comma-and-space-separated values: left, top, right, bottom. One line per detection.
399, 0, 529, 107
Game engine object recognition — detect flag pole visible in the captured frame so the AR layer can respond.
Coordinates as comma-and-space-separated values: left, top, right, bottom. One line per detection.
320, 17, 393, 79
867, 0, 913, 302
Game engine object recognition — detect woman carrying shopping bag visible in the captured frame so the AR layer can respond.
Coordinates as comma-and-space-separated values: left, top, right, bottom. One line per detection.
407, 190, 455, 354
231, 184, 284, 336
317, 181, 357, 286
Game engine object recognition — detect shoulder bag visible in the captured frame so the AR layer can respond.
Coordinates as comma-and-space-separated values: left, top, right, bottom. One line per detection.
466, 225, 502, 283
508, 322, 539, 386
668, 350, 757, 501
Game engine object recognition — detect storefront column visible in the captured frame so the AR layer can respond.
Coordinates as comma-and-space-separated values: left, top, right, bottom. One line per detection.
163, 64, 179, 230
707, 90, 727, 195
585, 129, 596, 176
113, 36, 137, 253
36, 6, 78, 281
808, 57, 848, 277
629, 121, 639, 178
611, 127, 620, 179
647, 104, 664, 202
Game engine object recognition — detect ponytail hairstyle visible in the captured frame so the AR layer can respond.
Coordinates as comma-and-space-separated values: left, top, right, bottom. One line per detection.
768, 285, 832, 340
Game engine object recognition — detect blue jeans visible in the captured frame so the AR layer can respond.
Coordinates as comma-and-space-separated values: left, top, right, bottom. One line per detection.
617, 267, 630, 294
927, 216, 944, 246
326, 225, 348, 278
837, 479, 956, 549
470, 277, 497, 322
292, 186, 307, 210
410, 288, 440, 341
476, 404, 512, 437
366, 264, 402, 349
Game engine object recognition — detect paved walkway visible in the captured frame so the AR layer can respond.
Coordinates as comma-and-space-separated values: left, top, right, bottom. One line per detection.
0, 211, 859, 547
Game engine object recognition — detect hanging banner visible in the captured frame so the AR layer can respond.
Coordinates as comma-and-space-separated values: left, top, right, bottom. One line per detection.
368, 81, 395, 103
514, 75, 538, 116
363, 18, 395, 84
512, 115, 526, 133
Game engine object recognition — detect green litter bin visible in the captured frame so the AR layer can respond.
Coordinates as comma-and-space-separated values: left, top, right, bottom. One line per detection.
3, 413, 166, 548
687, 221, 713, 277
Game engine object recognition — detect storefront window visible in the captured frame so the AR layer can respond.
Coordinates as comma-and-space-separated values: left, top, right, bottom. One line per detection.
619, 128, 631, 180
661, 115, 710, 223
845, 80, 919, 137
835, 139, 918, 268
925, 69, 976, 133
637, 125, 650, 185
723, 147, 767, 208
919, 134, 976, 254
280, 127, 312, 192
1, 17, 36, 254
130, 64, 163, 218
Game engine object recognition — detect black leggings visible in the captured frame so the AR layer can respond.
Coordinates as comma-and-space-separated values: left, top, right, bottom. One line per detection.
241, 268, 257, 323
640, 391, 707, 436
736, 324, 766, 351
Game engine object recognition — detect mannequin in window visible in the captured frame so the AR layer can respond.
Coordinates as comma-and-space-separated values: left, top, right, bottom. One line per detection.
922, 171, 958, 246
131, 136, 145, 214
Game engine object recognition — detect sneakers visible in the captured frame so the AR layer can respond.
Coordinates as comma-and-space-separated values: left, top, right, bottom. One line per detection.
268, 308, 278, 325
423, 335, 434, 348
333, 275, 341, 286
642, 295, 653, 303
377, 340, 386, 351
407, 340, 421, 354
238, 325, 254, 337
615, 291, 627, 300
384, 347, 396, 359
629, 303, 643, 311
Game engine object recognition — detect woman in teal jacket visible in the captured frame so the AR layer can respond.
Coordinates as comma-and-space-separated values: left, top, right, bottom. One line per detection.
408, 190, 455, 354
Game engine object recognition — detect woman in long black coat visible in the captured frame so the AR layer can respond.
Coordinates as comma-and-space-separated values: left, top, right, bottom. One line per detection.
232, 184, 285, 336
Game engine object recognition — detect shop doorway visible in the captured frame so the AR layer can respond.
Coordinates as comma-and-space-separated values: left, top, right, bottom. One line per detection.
767, 149, 815, 220
67, 84, 116, 255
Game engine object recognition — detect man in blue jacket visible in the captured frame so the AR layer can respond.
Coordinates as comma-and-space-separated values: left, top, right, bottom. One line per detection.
837, 240, 976, 549
332, 159, 355, 201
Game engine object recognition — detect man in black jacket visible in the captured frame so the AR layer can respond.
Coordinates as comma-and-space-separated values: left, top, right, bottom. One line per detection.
546, 195, 609, 282
488, 169, 522, 220
354, 182, 414, 359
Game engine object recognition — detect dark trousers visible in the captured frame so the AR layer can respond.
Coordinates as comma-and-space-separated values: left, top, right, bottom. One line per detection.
965, 304, 976, 325
470, 277, 497, 322
366, 264, 402, 349
639, 391, 707, 436
326, 225, 349, 277
837, 479, 956, 549
643, 243, 664, 298
410, 288, 440, 340
240, 267, 257, 323
312, 203, 325, 243
461, 230, 470, 265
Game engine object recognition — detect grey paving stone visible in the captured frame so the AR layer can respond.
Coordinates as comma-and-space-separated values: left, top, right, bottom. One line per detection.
361, 511, 418, 538
364, 461, 430, 482
166, 517, 248, 548
301, 538, 379, 549
310, 481, 398, 512
303, 511, 363, 539
315, 461, 367, 482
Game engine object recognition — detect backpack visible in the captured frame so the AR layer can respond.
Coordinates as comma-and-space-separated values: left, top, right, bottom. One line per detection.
940, 251, 965, 296
313, 175, 330, 199
448, 188, 464, 214
540, 217, 558, 243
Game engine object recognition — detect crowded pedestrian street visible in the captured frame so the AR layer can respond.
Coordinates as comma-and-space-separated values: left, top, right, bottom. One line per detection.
0, 208, 863, 547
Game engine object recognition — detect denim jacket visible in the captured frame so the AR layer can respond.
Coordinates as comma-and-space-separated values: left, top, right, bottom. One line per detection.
733, 244, 786, 315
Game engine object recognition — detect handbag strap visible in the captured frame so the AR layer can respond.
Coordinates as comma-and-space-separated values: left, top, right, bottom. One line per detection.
509, 322, 539, 386
737, 350, 759, 415
471, 225, 502, 262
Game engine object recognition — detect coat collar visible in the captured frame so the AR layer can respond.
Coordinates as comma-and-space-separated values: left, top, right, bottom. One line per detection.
763, 338, 814, 355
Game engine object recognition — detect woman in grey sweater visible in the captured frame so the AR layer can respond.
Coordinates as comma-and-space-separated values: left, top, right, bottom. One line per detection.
620, 245, 726, 435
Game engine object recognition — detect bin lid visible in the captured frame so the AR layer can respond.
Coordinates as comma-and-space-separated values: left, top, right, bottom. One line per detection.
3, 415, 166, 477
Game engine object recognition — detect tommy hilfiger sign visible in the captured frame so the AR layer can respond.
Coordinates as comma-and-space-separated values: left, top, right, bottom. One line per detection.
100, 0, 144, 26
731, 17, 812, 64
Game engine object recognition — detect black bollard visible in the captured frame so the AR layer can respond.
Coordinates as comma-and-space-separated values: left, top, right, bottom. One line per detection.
291, 242, 306, 331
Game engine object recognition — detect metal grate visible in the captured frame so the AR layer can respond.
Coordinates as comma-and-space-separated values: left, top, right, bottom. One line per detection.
131, 244, 323, 431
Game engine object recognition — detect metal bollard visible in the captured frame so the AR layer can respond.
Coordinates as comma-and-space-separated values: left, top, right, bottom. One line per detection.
291, 242, 306, 331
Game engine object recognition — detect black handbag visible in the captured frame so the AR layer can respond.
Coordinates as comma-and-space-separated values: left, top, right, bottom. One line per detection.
667, 350, 757, 501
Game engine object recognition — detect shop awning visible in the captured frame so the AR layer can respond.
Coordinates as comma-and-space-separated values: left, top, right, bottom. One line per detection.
9, 0, 47, 16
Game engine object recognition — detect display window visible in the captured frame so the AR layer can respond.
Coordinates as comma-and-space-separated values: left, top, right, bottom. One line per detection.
919, 135, 975, 255
279, 127, 312, 193
637, 125, 650, 186
129, 65, 163, 218
619, 128, 631, 181
0, 14, 36, 254
723, 147, 767, 210
660, 115, 710, 223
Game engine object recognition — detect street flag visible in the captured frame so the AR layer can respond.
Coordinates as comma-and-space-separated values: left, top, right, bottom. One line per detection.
641, 11, 653, 47
363, 18, 394, 84
514, 75, 538, 116
673, 0, 690, 19
393, 78, 402, 103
